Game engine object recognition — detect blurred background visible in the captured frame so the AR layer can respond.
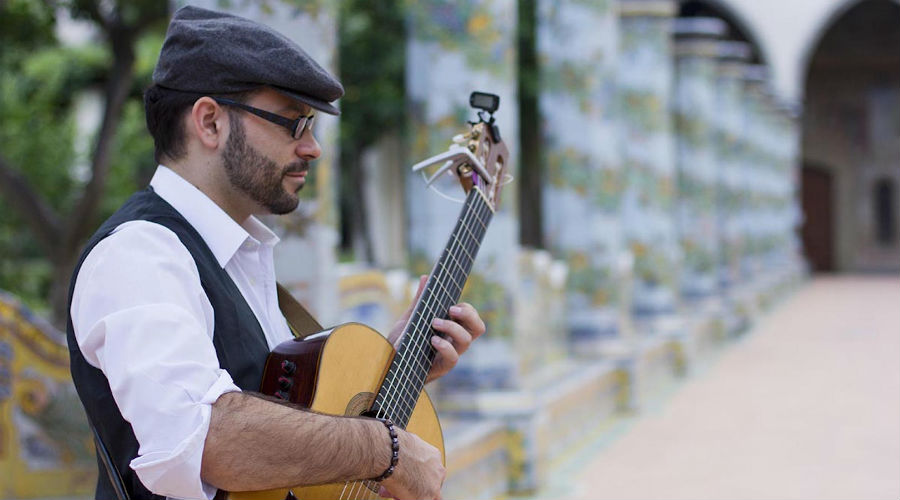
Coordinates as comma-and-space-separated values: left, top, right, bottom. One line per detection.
0, 0, 897, 498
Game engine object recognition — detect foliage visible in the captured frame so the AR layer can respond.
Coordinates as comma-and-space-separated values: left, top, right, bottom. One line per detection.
0, 0, 166, 317
337, 0, 407, 259
338, 0, 406, 155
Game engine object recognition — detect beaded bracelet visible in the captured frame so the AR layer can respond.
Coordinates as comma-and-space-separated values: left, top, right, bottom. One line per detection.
371, 418, 399, 482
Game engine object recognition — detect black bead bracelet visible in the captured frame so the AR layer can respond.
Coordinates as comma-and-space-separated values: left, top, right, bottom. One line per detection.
371, 418, 399, 482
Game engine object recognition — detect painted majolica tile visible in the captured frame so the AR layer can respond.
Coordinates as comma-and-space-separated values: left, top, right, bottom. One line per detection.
539, 0, 624, 345
618, 1, 681, 317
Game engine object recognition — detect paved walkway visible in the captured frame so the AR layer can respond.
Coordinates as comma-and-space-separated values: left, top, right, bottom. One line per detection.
554, 275, 900, 500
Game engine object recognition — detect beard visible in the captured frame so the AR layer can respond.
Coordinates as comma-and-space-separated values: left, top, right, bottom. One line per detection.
222, 117, 308, 215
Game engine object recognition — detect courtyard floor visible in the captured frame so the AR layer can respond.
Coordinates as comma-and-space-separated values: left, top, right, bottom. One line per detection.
540, 274, 900, 500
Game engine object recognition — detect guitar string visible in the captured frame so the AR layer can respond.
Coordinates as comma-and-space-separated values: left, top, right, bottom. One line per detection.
347, 196, 490, 500
376, 197, 478, 427
374, 192, 488, 434
382, 194, 490, 428
344, 199, 479, 500
397, 194, 490, 419
346, 193, 490, 500
348, 479, 379, 500
344, 478, 378, 500
375, 190, 482, 424
384, 192, 487, 424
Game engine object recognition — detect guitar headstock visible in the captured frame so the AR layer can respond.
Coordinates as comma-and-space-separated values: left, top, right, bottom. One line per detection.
457, 92, 511, 211
411, 91, 511, 212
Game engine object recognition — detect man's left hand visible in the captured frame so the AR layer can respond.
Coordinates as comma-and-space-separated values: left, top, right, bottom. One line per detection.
388, 276, 486, 383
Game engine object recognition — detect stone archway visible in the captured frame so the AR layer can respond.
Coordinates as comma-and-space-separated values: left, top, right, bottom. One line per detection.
802, 0, 900, 273
678, 0, 769, 66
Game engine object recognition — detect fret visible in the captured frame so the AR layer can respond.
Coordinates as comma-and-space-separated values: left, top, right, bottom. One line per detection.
375, 188, 495, 427
431, 277, 455, 308
450, 232, 477, 268
434, 261, 464, 298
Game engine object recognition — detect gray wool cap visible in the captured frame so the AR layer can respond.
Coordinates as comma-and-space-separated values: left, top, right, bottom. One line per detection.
153, 5, 343, 115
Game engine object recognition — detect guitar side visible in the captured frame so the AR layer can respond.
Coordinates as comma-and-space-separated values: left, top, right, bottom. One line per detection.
227, 323, 445, 500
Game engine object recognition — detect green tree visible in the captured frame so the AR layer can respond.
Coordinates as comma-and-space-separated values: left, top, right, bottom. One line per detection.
0, 0, 168, 327
337, 0, 406, 262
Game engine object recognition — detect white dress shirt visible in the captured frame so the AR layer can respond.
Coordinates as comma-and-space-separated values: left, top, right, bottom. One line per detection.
70, 165, 295, 500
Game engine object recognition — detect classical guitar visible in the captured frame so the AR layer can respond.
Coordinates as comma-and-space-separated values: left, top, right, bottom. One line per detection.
228, 92, 510, 500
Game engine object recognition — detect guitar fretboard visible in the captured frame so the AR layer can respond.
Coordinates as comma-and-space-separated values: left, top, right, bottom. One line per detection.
372, 187, 494, 427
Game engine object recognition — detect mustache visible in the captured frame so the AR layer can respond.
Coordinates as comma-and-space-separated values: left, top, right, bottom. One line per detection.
284, 160, 310, 175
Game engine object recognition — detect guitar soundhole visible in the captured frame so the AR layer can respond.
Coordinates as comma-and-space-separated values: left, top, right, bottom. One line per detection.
346, 392, 376, 416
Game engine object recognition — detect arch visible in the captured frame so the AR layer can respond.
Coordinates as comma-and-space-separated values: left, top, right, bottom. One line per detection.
801, 0, 900, 272
678, 0, 770, 67
799, 0, 900, 77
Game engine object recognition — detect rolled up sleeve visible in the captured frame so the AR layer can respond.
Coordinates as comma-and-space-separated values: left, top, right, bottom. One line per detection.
71, 221, 241, 500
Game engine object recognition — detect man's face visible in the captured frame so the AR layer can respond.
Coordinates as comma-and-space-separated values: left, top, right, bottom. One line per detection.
220, 90, 319, 215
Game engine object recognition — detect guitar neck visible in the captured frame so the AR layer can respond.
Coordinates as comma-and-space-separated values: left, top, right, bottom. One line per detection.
372, 187, 494, 427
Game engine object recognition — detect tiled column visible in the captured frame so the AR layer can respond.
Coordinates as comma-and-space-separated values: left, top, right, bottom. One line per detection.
777, 103, 807, 281
764, 97, 805, 290
405, 0, 520, 389
672, 18, 725, 300
194, 0, 343, 324
617, 0, 681, 331
712, 41, 751, 333
672, 18, 727, 354
739, 65, 770, 284
616, 0, 696, 411
735, 65, 778, 313
538, 0, 625, 354
758, 87, 786, 290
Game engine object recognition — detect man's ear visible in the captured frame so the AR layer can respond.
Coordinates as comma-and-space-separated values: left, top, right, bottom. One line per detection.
189, 97, 228, 151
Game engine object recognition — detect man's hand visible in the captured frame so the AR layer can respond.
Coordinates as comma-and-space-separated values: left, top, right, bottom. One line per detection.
378, 429, 445, 500
388, 275, 486, 383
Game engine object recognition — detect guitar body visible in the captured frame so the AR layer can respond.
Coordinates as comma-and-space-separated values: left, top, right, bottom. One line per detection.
228, 323, 445, 500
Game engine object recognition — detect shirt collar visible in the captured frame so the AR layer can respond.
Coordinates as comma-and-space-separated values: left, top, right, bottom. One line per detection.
150, 166, 280, 268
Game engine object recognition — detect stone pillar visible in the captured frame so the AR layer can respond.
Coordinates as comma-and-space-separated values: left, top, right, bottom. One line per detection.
671, 18, 727, 354
773, 100, 805, 288
740, 65, 770, 284
405, 0, 520, 390
190, 0, 343, 324
538, 0, 625, 355
617, 0, 681, 331
736, 64, 774, 313
757, 86, 787, 294
712, 41, 752, 334
779, 103, 807, 281
672, 19, 725, 299
616, 0, 695, 411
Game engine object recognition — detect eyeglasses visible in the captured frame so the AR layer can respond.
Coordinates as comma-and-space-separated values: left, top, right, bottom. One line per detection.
213, 97, 315, 139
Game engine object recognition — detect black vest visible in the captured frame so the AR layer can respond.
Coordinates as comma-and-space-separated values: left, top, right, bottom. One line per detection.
66, 188, 271, 500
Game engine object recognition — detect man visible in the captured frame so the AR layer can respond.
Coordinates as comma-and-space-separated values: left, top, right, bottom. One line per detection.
66, 6, 484, 500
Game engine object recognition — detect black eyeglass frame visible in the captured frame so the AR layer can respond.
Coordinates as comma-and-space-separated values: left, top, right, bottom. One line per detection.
213, 97, 315, 139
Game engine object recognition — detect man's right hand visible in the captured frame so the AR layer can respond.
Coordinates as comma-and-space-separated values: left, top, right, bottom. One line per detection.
379, 429, 445, 500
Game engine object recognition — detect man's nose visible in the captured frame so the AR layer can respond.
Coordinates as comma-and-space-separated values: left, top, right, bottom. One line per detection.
296, 131, 321, 160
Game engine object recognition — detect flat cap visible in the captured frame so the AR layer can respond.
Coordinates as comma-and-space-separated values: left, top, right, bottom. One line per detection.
153, 6, 343, 115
